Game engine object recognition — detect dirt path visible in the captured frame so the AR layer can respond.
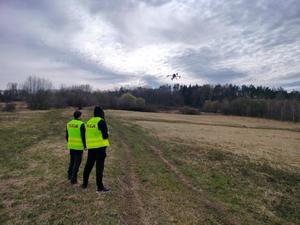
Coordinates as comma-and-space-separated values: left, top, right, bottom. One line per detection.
118, 139, 149, 225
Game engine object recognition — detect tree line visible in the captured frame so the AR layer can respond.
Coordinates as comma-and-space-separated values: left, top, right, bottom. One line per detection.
1, 76, 299, 122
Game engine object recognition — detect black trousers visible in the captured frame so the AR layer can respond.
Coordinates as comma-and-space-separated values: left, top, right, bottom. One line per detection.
68, 150, 83, 183
83, 147, 107, 189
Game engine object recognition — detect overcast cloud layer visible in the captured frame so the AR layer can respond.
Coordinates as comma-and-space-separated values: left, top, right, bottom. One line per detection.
0, 0, 300, 90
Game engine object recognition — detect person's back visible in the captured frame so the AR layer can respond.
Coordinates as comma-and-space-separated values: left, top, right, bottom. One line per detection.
86, 117, 109, 149
82, 106, 110, 192
67, 119, 85, 150
66, 111, 86, 184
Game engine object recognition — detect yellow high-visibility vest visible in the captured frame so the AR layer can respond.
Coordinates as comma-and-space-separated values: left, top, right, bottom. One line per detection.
86, 117, 110, 149
67, 119, 85, 150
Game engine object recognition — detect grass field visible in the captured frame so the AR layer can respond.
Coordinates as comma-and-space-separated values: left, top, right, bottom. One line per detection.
0, 108, 299, 225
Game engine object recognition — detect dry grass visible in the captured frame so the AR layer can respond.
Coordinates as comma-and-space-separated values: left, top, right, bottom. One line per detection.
109, 110, 300, 170
109, 110, 300, 131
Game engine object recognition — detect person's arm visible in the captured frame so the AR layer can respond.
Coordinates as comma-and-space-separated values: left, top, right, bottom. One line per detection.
98, 120, 109, 139
80, 123, 86, 149
66, 128, 68, 142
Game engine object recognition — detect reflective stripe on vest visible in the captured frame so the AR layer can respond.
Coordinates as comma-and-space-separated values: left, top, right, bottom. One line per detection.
86, 117, 110, 149
67, 119, 84, 150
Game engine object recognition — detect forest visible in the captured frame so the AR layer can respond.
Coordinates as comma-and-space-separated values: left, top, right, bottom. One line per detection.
1, 76, 299, 122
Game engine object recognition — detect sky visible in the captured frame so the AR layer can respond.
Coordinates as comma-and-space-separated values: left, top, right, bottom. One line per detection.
0, 0, 300, 90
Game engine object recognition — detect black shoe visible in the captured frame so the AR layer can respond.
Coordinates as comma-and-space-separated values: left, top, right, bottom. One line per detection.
70, 180, 77, 185
81, 184, 88, 189
96, 187, 110, 192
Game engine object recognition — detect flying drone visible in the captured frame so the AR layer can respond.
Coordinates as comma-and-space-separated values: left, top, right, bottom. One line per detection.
167, 73, 181, 81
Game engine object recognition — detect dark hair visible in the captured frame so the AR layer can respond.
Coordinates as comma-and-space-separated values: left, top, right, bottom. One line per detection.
73, 110, 82, 119
94, 106, 104, 118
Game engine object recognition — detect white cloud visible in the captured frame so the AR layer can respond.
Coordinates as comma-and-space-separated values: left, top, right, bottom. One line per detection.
0, 0, 299, 90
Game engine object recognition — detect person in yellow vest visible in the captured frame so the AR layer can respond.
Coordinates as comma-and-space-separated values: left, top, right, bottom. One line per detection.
66, 110, 86, 184
82, 106, 110, 192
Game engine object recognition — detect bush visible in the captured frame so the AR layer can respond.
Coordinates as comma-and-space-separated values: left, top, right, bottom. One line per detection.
115, 93, 149, 111
179, 106, 200, 115
2, 102, 16, 112
118, 93, 137, 109
202, 100, 221, 113
26, 90, 52, 110
136, 97, 146, 109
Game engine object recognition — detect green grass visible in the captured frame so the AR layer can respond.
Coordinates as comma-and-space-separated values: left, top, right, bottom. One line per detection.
0, 110, 63, 171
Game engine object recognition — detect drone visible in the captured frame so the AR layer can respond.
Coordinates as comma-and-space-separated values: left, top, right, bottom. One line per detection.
167, 73, 181, 81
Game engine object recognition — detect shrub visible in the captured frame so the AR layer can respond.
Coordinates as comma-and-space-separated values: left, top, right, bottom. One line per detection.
26, 90, 52, 110
2, 102, 16, 112
136, 97, 146, 109
202, 100, 221, 113
118, 93, 137, 109
179, 106, 200, 115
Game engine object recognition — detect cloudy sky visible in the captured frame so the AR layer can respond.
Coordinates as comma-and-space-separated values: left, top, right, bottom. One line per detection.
0, 0, 300, 90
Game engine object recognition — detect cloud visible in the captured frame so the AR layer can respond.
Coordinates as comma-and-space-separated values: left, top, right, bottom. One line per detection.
140, 75, 162, 87
171, 47, 247, 83
0, 0, 300, 90
275, 73, 300, 90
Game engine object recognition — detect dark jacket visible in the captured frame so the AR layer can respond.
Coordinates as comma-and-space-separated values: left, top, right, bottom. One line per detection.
93, 107, 109, 140
97, 119, 109, 139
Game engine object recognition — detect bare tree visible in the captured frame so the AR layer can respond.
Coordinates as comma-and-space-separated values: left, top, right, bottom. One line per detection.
22, 75, 53, 94
3, 82, 18, 102
22, 76, 53, 109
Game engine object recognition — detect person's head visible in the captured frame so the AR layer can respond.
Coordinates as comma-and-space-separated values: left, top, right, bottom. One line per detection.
73, 110, 82, 119
94, 106, 104, 118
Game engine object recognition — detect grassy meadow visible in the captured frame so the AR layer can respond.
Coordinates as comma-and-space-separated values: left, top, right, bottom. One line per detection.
0, 108, 299, 225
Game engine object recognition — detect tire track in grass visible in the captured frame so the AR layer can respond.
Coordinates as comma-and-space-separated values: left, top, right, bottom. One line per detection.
110, 115, 238, 224
148, 144, 203, 193
145, 142, 239, 225
118, 139, 149, 225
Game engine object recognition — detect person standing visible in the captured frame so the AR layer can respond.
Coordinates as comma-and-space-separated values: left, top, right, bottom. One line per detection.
82, 106, 110, 192
66, 110, 86, 184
